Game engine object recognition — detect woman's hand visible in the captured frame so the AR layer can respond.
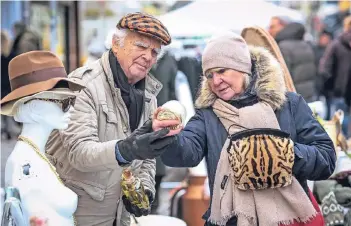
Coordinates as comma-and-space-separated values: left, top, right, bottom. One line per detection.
152, 107, 183, 136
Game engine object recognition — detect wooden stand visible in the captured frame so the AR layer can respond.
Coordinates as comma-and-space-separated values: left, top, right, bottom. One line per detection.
182, 176, 210, 226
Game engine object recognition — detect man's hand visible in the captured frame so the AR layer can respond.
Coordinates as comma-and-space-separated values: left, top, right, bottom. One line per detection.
117, 120, 177, 162
152, 107, 183, 136
122, 190, 154, 217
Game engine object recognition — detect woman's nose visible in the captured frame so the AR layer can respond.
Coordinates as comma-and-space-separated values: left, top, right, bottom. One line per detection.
212, 73, 222, 86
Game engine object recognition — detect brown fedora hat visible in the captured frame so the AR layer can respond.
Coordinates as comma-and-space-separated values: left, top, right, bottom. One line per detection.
0, 51, 85, 106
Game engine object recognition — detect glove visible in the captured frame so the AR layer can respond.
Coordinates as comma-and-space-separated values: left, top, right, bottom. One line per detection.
122, 189, 154, 217
117, 120, 177, 162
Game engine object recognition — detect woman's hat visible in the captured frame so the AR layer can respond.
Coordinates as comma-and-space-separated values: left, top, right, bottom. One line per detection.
1, 51, 85, 116
202, 31, 252, 75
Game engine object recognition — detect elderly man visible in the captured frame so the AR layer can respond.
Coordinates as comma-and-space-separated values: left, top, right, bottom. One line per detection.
46, 12, 174, 226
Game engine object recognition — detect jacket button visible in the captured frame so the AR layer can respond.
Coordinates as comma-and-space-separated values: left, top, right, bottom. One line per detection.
156, 84, 160, 88
59, 162, 63, 168
123, 127, 128, 133
151, 90, 155, 94
52, 157, 57, 166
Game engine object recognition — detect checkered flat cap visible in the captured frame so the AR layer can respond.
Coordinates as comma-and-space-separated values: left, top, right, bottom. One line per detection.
117, 12, 171, 45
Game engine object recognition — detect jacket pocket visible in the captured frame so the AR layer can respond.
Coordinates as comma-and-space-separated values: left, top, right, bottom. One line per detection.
101, 104, 119, 140
63, 177, 107, 202
101, 104, 118, 124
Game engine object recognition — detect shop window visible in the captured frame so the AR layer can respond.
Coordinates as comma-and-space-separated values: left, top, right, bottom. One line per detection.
30, 3, 67, 69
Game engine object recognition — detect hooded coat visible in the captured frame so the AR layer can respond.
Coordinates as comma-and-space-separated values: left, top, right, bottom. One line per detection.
160, 46, 336, 225
275, 23, 318, 102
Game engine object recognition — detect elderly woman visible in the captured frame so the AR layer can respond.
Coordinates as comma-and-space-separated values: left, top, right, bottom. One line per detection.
153, 32, 336, 226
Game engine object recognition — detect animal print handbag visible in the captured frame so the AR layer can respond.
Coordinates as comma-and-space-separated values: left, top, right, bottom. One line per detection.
227, 126, 295, 190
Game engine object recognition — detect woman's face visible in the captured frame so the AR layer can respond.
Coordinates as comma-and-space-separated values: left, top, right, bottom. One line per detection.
206, 68, 246, 101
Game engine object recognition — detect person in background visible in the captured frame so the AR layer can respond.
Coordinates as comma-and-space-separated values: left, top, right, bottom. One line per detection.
46, 12, 174, 226
1, 30, 20, 140
1, 30, 11, 102
269, 16, 318, 103
149, 47, 178, 213
319, 15, 351, 137
268, 15, 292, 39
10, 22, 41, 56
313, 30, 333, 101
314, 30, 333, 68
150, 48, 177, 106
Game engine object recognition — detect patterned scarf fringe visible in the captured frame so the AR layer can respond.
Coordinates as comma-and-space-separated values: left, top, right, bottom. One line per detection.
278, 212, 319, 226
208, 211, 256, 226
208, 210, 319, 226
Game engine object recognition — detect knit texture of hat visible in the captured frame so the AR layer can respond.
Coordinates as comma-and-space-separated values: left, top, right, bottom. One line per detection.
202, 32, 252, 75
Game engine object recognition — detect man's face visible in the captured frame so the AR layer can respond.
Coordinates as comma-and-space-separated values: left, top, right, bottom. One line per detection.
268, 18, 285, 38
319, 34, 331, 47
112, 31, 161, 84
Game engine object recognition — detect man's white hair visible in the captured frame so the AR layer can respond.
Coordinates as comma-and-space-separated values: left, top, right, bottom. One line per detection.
104, 28, 130, 49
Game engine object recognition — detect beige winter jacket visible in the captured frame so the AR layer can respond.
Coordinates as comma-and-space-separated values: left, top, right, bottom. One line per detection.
45, 51, 162, 226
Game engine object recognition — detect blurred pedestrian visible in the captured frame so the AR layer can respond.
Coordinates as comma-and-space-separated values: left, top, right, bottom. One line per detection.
149, 48, 178, 213
153, 32, 335, 226
314, 30, 333, 68
319, 16, 351, 136
10, 22, 41, 56
46, 12, 174, 226
268, 16, 292, 39
1, 30, 19, 140
313, 30, 333, 98
269, 17, 318, 103
1, 30, 11, 100
150, 48, 177, 106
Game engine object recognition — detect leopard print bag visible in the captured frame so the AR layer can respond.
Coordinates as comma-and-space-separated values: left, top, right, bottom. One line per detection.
227, 127, 294, 190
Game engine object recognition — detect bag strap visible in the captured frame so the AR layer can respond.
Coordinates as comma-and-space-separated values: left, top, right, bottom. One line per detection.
217, 116, 249, 134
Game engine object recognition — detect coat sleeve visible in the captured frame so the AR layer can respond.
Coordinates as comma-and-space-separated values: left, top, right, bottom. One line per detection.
134, 96, 158, 197
161, 109, 207, 167
135, 158, 156, 196
60, 87, 120, 172
292, 94, 336, 180
319, 41, 336, 80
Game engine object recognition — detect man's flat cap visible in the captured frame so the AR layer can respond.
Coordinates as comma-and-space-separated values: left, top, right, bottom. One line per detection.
117, 12, 171, 45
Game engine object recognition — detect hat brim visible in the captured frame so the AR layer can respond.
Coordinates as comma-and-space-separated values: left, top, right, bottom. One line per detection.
1, 88, 79, 116
128, 28, 170, 45
0, 77, 85, 106
241, 26, 296, 92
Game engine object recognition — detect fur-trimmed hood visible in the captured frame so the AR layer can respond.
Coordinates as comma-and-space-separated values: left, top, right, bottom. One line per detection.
195, 46, 287, 110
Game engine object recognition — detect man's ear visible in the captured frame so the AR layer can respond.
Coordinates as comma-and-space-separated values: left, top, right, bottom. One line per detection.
111, 38, 119, 53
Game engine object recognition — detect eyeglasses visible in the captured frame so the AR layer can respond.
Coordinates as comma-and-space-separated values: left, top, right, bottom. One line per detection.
25, 97, 76, 113
205, 68, 227, 79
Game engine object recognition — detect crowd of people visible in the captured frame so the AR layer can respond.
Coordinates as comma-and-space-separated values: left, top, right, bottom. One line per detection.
267, 14, 351, 138
1, 7, 351, 226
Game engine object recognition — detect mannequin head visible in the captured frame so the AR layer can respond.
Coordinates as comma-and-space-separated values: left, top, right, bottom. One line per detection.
14, 98, 73, 130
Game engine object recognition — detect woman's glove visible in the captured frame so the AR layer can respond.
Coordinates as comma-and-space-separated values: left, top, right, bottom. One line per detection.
117, 120, 176, 162
122, 189, 154, 217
